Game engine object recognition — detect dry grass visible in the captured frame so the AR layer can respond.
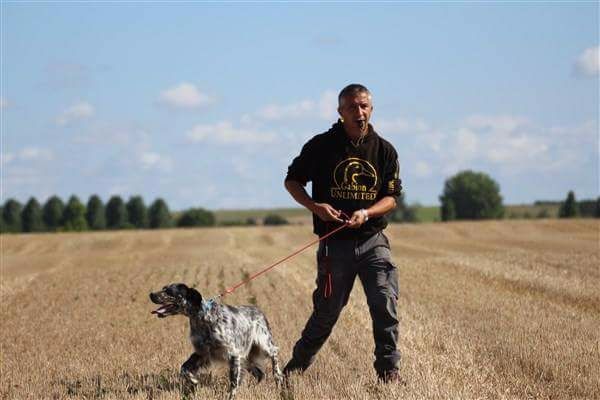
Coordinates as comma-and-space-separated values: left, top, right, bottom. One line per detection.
1, 220, 599, 399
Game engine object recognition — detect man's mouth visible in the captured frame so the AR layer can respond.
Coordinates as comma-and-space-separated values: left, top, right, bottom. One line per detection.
356, 120, 367, 131
151, 304, 177, 318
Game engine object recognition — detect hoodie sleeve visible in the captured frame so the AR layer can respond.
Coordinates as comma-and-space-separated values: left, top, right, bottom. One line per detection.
381, 147, 402, 199
285, 137, 318, 186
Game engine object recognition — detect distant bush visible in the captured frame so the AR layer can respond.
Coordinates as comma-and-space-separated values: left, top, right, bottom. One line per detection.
220, 219, 250, 227
536, 208, 550, 219
22, 197, 44, 232
177, 208, 216, 227
390, 194, 418, 223
246, 217, 257, 226
578, 198, 600, 218
559, 191, 578, 218
440, 170, 504, 221
263, 214, 288, 226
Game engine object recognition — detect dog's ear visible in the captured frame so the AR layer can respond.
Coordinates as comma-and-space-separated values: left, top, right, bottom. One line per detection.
186, 287, 203, 305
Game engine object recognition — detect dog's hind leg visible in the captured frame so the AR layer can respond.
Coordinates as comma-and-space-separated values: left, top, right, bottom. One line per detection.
267, 347, 283, 387
228, 355, 242, 400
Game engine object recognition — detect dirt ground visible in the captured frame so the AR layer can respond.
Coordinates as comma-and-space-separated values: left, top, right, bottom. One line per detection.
1, 219, 598, 399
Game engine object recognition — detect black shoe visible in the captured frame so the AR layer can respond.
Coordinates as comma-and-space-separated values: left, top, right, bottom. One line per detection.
377, 369, 406, 385
283, 358, 309, 376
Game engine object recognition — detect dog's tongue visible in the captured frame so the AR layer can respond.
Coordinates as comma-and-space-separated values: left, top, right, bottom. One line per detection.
151, 305, 171, 316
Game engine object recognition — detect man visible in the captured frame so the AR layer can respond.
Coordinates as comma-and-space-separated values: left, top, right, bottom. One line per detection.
283, 83, 402, 383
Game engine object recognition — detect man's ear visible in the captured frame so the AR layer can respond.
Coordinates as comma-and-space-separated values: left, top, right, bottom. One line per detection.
186, 287, 203, 305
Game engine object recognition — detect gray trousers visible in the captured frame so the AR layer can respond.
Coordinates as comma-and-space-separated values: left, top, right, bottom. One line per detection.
291, 231, 400, 374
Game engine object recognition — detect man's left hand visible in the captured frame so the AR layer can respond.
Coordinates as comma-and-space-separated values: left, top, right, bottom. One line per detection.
347, 209, 368, 228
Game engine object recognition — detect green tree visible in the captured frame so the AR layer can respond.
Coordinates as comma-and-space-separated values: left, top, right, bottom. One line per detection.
148, 198, 172, 229
126, 196, 149, 229
106, 195, 128, 229
439, 170, 504, 221
2, 199, 23, 232
558, 191, 578, 218
62, 195, 88, 231
595, 197, 600, 218
21, 197, 44, 232
42, 196, 65, 231
177, 208, 215, 227
86, 195, 106, 230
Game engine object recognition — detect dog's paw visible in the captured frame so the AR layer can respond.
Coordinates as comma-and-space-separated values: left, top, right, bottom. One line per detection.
180, 367, 199, 385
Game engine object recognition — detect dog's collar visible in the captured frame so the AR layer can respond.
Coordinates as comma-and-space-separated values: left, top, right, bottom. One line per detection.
202, 299, 216, 313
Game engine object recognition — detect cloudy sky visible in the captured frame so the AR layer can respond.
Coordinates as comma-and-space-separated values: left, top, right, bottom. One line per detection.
2, 3, 598, 210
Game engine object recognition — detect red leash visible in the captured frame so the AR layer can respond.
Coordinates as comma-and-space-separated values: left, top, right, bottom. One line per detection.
213, 215, 350, 300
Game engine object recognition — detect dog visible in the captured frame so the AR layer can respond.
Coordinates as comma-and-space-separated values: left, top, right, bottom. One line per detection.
149, 283, 283, 399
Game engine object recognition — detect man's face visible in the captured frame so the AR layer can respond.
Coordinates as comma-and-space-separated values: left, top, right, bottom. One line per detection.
338, 92, 373, 137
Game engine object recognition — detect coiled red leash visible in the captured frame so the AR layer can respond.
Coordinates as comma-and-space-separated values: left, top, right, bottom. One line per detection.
212, 212, 350, 302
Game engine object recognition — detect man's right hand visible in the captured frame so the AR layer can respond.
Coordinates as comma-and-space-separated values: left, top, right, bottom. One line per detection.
310, 203, 344, 222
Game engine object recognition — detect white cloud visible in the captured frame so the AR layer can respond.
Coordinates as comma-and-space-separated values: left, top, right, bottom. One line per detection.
258, 100, 315, 120
19, 147, 54, 162
574, 46, 599, 77
56, 101, 94, 126
187, 121, 275, 144
486, 134, 548, 164
456, 128, 478, 156
252, 90, 338, 122
138, 151, 173, 172
414, 161, 432, 177
159, 83, 214, 109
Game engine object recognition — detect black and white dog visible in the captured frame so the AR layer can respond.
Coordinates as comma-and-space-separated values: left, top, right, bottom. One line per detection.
149, 283, 283, 399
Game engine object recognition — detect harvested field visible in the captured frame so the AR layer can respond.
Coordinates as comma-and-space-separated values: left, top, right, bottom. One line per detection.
1, 220, 599, 399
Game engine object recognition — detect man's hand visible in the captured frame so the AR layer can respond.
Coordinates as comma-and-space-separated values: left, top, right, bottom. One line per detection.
311, 203, 344, 223
347, 209, 368, 228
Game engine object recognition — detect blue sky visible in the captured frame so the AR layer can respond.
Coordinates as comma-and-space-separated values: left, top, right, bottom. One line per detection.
2, 2, 598, 210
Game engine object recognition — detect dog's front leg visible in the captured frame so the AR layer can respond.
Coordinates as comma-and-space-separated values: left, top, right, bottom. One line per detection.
181, 352, 208, 385
227, 355, 241, 400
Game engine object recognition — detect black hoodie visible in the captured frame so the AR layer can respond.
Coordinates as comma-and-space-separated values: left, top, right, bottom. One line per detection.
286, 120, 402, 239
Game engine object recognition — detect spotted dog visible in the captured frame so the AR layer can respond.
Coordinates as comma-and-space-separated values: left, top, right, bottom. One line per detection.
149, 283, 283, 400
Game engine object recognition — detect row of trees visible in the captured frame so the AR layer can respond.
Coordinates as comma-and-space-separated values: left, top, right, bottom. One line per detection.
0, 194, 293, 234
2, 170, 597, 232
0, 195, 215, 233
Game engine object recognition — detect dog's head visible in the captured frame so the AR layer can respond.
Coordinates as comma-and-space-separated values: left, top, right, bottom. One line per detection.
149, 283, 203, 318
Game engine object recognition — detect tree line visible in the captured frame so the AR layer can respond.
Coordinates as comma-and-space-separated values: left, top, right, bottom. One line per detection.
0, 195, 216, 233
2, 170, 598, 233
